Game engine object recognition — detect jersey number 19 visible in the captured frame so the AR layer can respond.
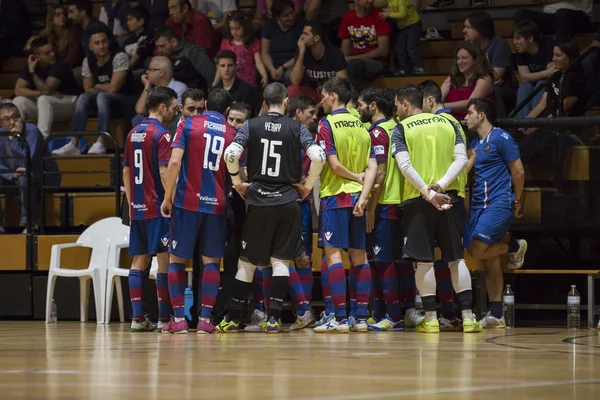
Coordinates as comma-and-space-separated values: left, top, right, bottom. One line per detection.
204, 133, 225, 171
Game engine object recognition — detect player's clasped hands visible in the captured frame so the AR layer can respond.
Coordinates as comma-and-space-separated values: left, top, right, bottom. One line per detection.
422, 183, 452, 211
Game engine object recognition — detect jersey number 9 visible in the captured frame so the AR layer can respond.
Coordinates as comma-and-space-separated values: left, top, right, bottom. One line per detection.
203, 133, 225, 171
260, 139, 282, 177
134, 149, 143, 184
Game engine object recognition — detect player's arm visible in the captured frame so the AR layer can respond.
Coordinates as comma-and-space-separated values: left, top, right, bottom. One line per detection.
509, 158, 525, 202
122, 166, 131, 207
435, 121, 468, 191
157, 131, 172, 191
299, 125, 326, 191
367, 128, 390, 221
499, 134, 525, 216
355, 156, 377, 217
224, 121, 250, 194
316, 119, 363, 182
161, 148, 183, 215
467, 148, 476, 173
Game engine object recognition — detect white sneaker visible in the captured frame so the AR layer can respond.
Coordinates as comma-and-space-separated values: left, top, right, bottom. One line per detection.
506, 239, 528, 270
290, 309, 317, 331
250, 309, 267, 325
314, 318, 349, 333
351, 318, 368, 332
130, 318, 154, 332
404, 308, 426, 328
478, 311, 506, 328
52, 142, 81, 156
88, 141, 107, 154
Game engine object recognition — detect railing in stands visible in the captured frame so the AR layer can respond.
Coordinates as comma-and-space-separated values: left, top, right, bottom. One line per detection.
39, 131, 121, 234
0, 131, 32, 234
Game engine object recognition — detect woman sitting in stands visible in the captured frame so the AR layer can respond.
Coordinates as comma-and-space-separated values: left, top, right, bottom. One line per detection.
39, 4, 83, 69
441, 41, 494, 120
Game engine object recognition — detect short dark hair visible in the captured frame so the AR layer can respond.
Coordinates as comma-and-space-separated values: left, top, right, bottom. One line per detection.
145, 86, 178, 113
271, 0, 294, 19
418, 80, 443, 104
175, 0, 192, 11
555, 39, 580, 63
0, 102, 18, 114
513, 20, 541, 42
465, 11, 495, 39
207, 88, 233, 114
360, 88, 394, 118
88, 28, 110, 42
467, 98, 497, 123
66, 0, 92, 17
216, 50, 237, 64
154, 27, 180, 42
306, 21, 327, 43
182, 88, 205, 105
287, 94, 317, 118
128, 6, 149, 28
29, 36, 51, 54
395, 84, 423, 109
322, 77, 352, 105
263, 82, 288, 107
229, 101, 252, 119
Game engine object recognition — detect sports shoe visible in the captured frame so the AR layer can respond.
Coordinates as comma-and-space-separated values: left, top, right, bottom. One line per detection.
250, 309, 267, 325
463, 317, 483, 333
413, 67, 425, 75
88, 141, 107, 154
350, 318, 368, 332
369, 316, 405, 331
416, 318, 440, 333
197, 319, 217, 334
52, 142, 80, 156
366, 313, 380, 327
425, 27, 444, 41
427, 0, 454, 9
130, 318, 154, 332
216, 317, 240, 333
439, 316, 462, 332
290, 309, 317, 331
395, 69, 407, 76
161, 318, 189, 334
404, 308, 426, 328
506, 239, 528, 270
315, 311, 334, 327
156, 318, 169, 332
264, 318, 283, 334
314, 318, 350, 333
478, 312, 506, 329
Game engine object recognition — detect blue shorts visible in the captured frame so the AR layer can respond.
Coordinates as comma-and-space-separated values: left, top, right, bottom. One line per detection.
129, 217, 170, 256
169, 207, 227, 260
320, 205, 367, 251
368, 205, 401, 263
301, 200, 313, 256
469, 206, 513, 246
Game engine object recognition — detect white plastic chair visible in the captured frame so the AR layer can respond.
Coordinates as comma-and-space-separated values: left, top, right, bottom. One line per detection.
45, 217, 130, 324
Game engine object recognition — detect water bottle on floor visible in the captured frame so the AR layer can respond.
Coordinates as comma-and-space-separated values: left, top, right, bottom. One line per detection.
48, 299, 57, 323
503, 285, 515, 328
184, 286, 193, 321
567, 285, 580, 329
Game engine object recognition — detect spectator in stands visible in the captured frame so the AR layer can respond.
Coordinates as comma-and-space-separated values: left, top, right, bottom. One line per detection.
582, 28, 600, 108
39, 4, 83, 69
304, 0, 349, 47
165, 0, 220, 57
53, 29, 137, 156
289, 22, 347, 103
513, 20, 556, 119
138, 0, 170, 31
227, 101, 251, 130
132, 57, 188, 126
154, 27, 216, 94
212, 50, 257, 116
194, 0, 237, 32
261, 0, 306, 85
122, 6, 155, 71
257, 0, 304, 19
380, 0, 424, 76
12, 37, 80, 140
0, 102, 61, 233
218, 11, 269, 88
339, 0, 391, 90
66, 0, 114, 54
514, 0, 592, 41
99, 0, 131, 37
0, 0, 31, 61
441, 41, 494, 120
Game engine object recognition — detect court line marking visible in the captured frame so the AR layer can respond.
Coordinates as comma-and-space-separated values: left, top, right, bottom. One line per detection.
289, 378, 600, 400
485, 331, 600, 357
563, 334, 600, 349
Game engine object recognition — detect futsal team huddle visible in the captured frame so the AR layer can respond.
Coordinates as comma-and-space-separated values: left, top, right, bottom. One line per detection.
123, 76, 527, 335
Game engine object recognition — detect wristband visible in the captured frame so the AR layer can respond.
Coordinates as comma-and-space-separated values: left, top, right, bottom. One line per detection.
230, 171, 239, 176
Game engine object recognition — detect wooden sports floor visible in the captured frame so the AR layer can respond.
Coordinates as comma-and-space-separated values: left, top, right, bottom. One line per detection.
1, 323, 599, 400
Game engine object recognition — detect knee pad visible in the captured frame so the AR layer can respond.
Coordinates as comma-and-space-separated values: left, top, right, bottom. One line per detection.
448, 259, 472, 294
235, 259, 257, 283
414, 262, 436, 297
271, 258, 290, 277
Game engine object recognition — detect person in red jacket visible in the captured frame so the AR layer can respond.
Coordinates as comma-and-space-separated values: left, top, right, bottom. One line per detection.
165, 0, 220, 57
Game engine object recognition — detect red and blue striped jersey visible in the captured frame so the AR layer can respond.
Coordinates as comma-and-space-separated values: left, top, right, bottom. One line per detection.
171, 111, 236, 215
123, 118, 172, 220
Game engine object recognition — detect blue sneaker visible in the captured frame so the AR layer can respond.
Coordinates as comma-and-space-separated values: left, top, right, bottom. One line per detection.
316, 312, 334, 327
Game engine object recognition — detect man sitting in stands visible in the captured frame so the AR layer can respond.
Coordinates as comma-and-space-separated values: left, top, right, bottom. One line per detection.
13, 37, 81, 140
165, 0, 220, 57
66, 0, 115, 54
212, 50, 256, 116
0, 103, 61, 234
53, 29, 137, 156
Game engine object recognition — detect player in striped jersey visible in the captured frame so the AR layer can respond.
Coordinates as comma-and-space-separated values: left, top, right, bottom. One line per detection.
123, 87, 179, 332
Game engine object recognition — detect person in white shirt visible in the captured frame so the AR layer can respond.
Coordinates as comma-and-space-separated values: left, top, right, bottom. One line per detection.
514, 0, 592, 41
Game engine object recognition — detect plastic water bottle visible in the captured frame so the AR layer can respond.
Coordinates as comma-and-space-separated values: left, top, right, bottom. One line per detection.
567, 285, 580, 329
502, 285, 515, 328
184, 286, 193, 321
48, 299, 57, 323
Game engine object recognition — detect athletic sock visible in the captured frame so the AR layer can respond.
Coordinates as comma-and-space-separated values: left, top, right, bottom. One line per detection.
262, 267, 272, 311
397, 261, 416, 310
353, 263, 371, 319
370, 261, 385, 320
128, 269, 144, 319
228, 280, 253, 323
461, 309, 474, 321
490, 301, 503, 319
288, 264, 308, 315
328, 262, 347, 320
200, 263, 220, 319
434, 260, 456, 318
507, 238, 520, 254
296, 266, 314, 304
167, 262, 186, 319
321, 254, 334, 315
379, 262, 401, 321
422, 295, 437, 322
252, 268, 265, 313
348, 262, 357, 318
269, 276, 289, 320
156, 272, 171, 320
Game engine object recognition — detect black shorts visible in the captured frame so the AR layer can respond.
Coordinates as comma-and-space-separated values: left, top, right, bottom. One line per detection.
401, 194, 463, 262
240, 201, 302, 266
